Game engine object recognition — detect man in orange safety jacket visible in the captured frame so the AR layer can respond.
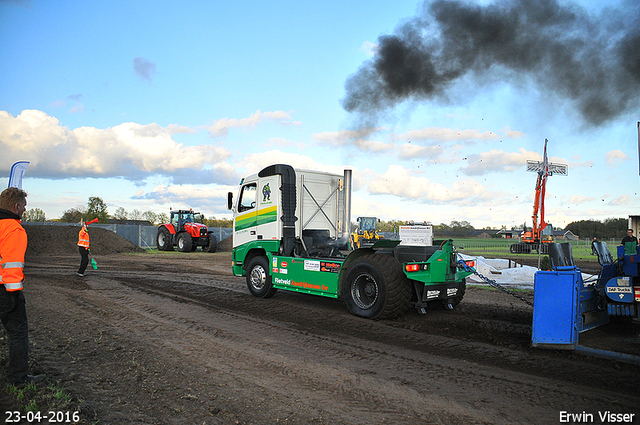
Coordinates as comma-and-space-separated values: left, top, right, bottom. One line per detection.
0, 187, 45, 385
77, 221, 90, 276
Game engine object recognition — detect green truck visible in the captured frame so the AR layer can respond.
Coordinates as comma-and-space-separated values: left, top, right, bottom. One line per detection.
227, 164, 473, 319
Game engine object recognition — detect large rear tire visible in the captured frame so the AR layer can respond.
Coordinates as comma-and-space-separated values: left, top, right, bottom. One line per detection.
343, 254, 411, 319
246, 256, 277, 298
177, 233, 193, 252
157, 227, 173, 251
206, 233, 218, 253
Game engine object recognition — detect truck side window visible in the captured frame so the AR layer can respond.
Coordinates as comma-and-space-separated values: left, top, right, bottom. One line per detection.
238, 183, 257, 212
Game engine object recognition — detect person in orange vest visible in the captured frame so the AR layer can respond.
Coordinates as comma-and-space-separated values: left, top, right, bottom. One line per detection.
77, 220, 90, 276
0, 187, 45, 385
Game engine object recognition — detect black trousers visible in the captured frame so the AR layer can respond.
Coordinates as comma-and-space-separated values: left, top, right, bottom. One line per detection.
0, 289, 29, 384
78, 246, 89, 274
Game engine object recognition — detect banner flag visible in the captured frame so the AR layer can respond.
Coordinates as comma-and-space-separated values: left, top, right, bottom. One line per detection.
8, 161, 30, 189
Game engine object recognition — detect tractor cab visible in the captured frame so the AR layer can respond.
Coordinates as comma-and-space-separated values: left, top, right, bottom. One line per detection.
171, 210, 204, 230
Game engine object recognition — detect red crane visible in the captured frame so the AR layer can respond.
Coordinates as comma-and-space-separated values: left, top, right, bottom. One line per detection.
510, 139, 567, 254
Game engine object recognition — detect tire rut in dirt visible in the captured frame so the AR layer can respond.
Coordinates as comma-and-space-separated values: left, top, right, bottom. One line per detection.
113, 273, 640, 402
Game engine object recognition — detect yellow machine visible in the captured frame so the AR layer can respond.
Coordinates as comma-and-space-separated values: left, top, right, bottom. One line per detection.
350, 217, 383, 249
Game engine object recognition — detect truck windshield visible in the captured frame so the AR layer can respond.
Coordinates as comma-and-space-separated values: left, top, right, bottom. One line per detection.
360, 217, 377, 231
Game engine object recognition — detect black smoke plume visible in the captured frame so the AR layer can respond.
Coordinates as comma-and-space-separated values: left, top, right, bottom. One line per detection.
342, 0, 640, 126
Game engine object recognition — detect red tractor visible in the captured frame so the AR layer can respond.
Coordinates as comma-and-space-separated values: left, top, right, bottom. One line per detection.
157, 209, 217, 252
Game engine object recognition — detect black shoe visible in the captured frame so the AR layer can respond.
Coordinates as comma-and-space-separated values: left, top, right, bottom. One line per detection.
7, 374, 46, 387
25, 374, 46, 384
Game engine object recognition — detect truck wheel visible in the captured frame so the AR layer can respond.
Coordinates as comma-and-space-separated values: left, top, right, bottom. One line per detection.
157, 227, 173, 251
206, 233, 218, 253
343, 254, 411, 319
177, 233, 193, 252
448, 278, 466, 308
246, 256, 277, 298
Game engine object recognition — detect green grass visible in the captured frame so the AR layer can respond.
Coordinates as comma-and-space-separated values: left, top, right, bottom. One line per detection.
451, 237, 608, 259
0, 329, 88, 423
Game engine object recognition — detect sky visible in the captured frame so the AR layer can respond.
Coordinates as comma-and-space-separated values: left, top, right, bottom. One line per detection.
1, 0, 639, 230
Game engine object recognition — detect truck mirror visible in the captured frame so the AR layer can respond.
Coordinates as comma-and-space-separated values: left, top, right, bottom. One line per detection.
227, 192, 234, 210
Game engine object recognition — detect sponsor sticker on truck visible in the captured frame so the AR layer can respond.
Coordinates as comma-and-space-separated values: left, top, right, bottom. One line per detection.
321, 262, 341, 273
304, 260, 321, 272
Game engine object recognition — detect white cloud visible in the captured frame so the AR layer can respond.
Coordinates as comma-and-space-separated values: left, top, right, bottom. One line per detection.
208, 110, 296, 137
69, 103, 85, 114
397, 143, 447, 160
351, 139, 394, 152
49, 99, 66, 109
238, 150, 347, 177
610, 194, 630, 206
568, 159, 594, 168
313, 128, 393, 152
568, 195, 595, 204
134, 183, 233, 202
394, 127, 500, 142
605, 149, 629, 168
0, 109, 232, 181
365, 164, 492, 203
165, 124, 195, 134
131, 183, 237, 215
463, 148, 540, 175
501, 126, 526, 138
313, 128, 381, 142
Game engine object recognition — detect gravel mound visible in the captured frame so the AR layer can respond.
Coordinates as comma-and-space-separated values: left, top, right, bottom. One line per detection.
23, 224, 145, 257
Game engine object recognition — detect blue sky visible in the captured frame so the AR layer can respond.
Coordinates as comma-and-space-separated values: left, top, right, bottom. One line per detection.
1, 0, 638, 230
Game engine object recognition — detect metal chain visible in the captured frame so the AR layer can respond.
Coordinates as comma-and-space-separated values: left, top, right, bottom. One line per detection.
457, 256, 534, 307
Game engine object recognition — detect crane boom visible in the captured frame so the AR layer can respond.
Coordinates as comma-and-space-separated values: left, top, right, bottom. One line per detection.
510, 139, 567, 254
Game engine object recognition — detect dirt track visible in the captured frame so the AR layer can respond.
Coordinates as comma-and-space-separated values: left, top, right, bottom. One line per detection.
3, 226, 640, 424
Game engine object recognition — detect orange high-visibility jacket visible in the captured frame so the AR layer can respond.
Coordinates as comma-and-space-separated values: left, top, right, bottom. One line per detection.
0, 216, 27, 292
78, 227, 90, 248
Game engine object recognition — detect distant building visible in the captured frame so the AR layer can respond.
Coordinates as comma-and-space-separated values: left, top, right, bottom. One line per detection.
469, 229, 500, 239
497, 229, 518, 239
552, 230, 578, 240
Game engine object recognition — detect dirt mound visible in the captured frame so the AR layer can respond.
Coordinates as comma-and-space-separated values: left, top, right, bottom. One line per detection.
216, 234, 232, 251
23, 224, 145, 258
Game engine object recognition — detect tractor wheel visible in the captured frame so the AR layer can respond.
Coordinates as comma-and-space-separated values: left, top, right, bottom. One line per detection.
246, 256, 277, 298
157, 227, 173, 251
177, 233, 193, 252
343, 254, 411, 319
206, 233, 218, 253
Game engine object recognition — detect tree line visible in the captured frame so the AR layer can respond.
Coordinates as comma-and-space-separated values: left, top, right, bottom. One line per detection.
363, 218, 629, 240
563, 218, 628, 241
